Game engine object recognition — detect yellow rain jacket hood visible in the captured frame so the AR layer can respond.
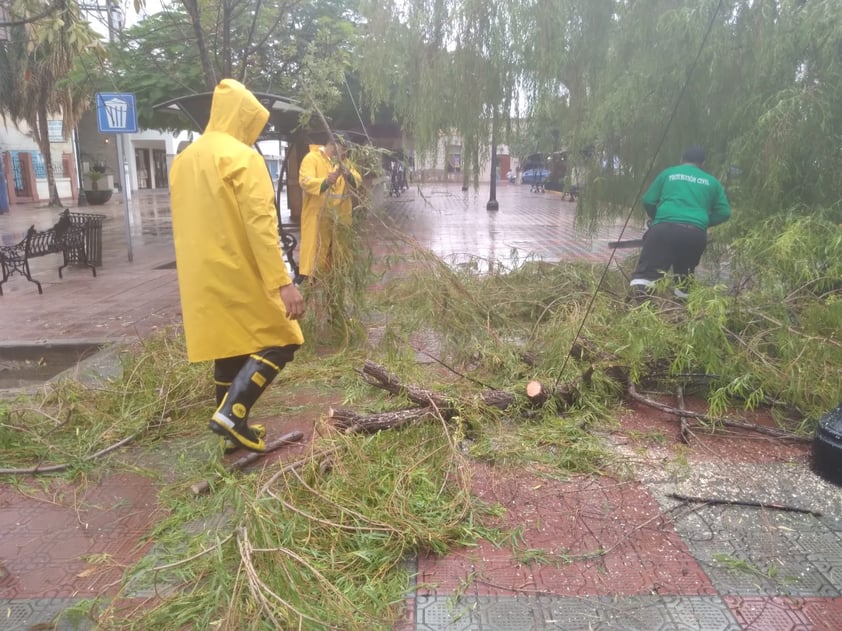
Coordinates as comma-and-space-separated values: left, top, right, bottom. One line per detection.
170, 79, 303, 362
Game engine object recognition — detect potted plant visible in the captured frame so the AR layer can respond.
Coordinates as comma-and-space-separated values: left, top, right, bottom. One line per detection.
83, 161, 114, 205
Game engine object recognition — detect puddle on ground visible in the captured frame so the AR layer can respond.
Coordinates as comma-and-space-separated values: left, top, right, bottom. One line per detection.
0, 343, 103, 389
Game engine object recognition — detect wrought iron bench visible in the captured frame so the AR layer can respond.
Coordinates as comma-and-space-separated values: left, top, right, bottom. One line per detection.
0, 209, 96, 295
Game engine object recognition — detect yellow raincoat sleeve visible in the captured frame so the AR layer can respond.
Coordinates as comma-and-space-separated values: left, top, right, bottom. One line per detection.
299, 150, 330, 195
232, 152, 292, 291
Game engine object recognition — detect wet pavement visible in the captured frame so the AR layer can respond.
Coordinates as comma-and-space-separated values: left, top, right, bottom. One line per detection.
2, 183, 841, 630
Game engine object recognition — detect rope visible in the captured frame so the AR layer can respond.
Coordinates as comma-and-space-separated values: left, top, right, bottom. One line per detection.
343, 72, 372, 145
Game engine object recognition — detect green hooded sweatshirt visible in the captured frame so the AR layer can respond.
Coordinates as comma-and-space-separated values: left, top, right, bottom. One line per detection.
642, 163, 731, 230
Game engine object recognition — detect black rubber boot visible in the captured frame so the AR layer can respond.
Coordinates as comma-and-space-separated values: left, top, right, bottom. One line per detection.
214, 381, 231, 406
222, 424, 266, 454
215, 380, 266, 452
209, 355, 280, 452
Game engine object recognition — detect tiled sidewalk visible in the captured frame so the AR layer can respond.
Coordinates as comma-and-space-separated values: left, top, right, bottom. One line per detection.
0, 192, 180, 344
404, 401, 842, 631
3, 184, 839, 630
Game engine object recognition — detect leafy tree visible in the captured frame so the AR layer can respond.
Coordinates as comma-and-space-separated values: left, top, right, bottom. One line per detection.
102, 0, 358, 131
0, 0, 104, 206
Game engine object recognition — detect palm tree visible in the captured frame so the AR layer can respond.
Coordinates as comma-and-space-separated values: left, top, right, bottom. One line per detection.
0, 0, 103, 206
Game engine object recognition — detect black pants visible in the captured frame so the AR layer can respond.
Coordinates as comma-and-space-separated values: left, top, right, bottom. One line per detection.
631, 222, 707, 285
213, 345, 300, 389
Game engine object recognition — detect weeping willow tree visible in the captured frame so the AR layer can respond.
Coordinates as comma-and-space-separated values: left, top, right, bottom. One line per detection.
566, 0, 842, 225
354, 0, 842, 222
355, 0, 522, 182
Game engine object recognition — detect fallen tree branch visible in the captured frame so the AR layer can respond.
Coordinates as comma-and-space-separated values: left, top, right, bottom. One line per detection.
191, 430, 305, 495
259, 445, 345, 496
627, 383, 810, 443
668, 492, 822, 517
236, 526, 322, 629
149, 534, 234, 576
358, 360, 514, 416
357, 361, 446, 407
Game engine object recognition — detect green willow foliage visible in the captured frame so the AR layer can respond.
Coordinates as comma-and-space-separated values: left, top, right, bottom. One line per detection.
354, 0, 842, 222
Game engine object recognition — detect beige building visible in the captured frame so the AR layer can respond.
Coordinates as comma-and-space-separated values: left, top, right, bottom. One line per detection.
0, 119, 78, 206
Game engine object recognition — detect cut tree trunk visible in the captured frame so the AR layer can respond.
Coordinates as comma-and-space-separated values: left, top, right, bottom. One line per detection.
328, 406, 435, 432
525, 381, 552, 407
525, 366, 594, 409
525, 380, 579, 409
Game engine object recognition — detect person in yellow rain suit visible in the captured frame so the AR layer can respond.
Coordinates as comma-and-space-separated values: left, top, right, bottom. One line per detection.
297, 137, 361, 281
170, 78, 305, 453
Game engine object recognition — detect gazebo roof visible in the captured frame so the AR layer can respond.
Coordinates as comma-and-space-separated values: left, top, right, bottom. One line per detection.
153, 91, 306, 138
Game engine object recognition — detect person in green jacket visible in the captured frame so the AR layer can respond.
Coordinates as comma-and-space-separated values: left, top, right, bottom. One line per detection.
630, 145, 731, 298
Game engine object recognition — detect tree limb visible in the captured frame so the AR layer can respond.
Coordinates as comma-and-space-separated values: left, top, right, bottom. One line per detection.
627, 383, 810, 443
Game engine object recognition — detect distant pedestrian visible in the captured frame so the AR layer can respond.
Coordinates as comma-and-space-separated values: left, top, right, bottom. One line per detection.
630, 145, 731, 298
170, 78, 305, 453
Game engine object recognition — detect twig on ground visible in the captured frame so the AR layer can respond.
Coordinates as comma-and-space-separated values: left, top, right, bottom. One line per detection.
667, 492, 823, 517
0, 432, 140, 475
676, 385, 692, 445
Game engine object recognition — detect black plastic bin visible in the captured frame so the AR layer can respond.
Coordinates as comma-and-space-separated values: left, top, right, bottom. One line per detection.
68, 212, 106, 267
812, 402, 842, 485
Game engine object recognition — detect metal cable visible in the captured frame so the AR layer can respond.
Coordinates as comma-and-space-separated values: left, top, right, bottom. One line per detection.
552, 0, 727, 390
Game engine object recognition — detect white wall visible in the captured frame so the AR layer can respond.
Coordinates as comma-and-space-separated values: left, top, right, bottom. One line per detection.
36, 178, 74, 200
413, 131, 509, 182
0, 121, 74, 157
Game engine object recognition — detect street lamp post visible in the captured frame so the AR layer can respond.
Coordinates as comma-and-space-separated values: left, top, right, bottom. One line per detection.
73, 128, 88, 206
486, 110, 499, 211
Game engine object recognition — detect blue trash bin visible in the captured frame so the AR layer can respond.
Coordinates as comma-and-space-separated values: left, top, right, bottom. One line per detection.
0, 160, 9, 214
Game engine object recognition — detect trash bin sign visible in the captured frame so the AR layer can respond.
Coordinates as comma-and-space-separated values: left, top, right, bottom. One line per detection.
95, 93, 138, 134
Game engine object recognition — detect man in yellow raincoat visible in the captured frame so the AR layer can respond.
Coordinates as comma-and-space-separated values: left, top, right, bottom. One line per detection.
297, 138, 361, 281
170, 79, 305, 453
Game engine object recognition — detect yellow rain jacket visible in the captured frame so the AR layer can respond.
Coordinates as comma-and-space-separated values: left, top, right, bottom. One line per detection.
170, 79, 304, 362
298, 145, 360, 276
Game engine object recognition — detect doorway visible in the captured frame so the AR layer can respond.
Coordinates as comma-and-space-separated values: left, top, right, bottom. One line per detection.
134, 148, 151, 189
152, 149, 168, 189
